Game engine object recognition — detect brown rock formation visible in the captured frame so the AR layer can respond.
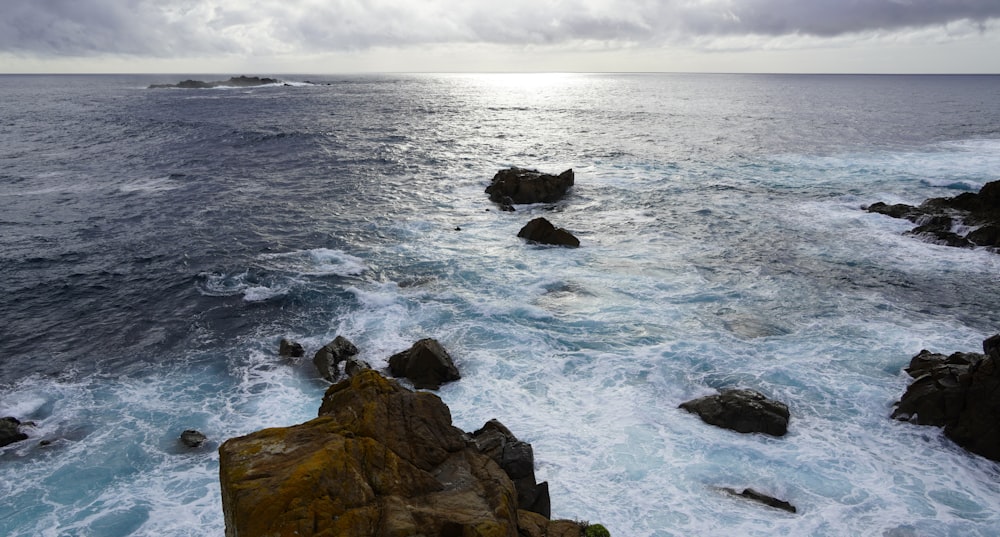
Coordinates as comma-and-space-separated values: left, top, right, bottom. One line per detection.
219, 370, 587, 537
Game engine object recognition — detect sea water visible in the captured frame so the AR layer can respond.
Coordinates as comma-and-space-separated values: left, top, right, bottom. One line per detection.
2, 73, 1000, 536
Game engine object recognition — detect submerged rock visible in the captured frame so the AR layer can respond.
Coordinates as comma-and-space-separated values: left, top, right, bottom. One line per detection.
720, 487, 797, 513
892, 335, 1000, 461
517, 217, 580, 248
388, 338, 461, 390
680, 389, 790, 437
219, 370, 593, 537
312, 335, 359, 382
486, 167, 575, 205
1, 417, 29, 447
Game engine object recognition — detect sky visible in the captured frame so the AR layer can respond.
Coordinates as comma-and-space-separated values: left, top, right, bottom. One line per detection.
1, 0, 999, 74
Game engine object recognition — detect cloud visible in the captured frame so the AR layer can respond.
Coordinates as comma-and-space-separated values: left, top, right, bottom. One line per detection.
2, 0, 999, 58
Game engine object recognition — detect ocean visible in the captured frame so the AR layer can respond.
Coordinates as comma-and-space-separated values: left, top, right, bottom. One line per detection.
2, 73, 1000, 536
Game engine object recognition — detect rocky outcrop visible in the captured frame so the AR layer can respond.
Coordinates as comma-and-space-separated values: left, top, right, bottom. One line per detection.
148, 76, 281, 89
313, 335, 360, 382
1, 417, 29, 447
892, 335, 1000, 461
388, 338, 461, 390
866, 180, 1000, 249
680, 389, 790, 437
471, 420, 550, 518
517, 218, 580, 248
486, 168, 575, 207
219, 370, 590, 537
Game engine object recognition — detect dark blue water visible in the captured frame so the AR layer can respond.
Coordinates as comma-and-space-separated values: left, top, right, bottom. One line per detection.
2, 74, 1000, 536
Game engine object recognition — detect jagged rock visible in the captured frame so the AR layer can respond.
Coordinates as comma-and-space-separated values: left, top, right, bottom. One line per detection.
1, 417, 29, 447
486, 168, 574, 205
278, 338, 304, 358
866, 180, 1000, 251
517, 217, 580, 248
472, 419, 550, 518
388, 338, 461, 390
312, 335, 359, 382
721, 487, 797, 513
866, 202, 920, 220
180, 429, 207, 448
344, 356, 372, 377
149, 76, 281, 89
893, 335, 1000, 461
221, 370, 514, 537
680, 389, 790, 437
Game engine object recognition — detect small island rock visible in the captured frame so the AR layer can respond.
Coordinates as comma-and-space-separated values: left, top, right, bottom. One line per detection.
486, 167, 575, 205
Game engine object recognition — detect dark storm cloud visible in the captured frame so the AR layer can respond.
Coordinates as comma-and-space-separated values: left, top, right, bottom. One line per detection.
2, 0, 999, 57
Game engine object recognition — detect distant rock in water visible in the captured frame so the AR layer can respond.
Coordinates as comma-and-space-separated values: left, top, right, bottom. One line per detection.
218, 370, 597, 537
1, 417, 29, 447
148, 76, 281, 89
865, 179, 1000, 250
486, 167, 575, 205
892, 335, 1000, 461
518, 217, 580, 248
680, 389, 790, 437
388, 338, 460, 390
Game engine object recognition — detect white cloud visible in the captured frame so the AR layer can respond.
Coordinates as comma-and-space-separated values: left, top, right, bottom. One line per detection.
1, 0, 998, 72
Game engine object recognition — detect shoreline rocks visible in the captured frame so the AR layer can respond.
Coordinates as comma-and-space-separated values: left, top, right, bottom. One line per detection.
680, 389, 790, 437
892, 335, 1000, 461
220, 370, 594, 537
866, 180, 1000, 249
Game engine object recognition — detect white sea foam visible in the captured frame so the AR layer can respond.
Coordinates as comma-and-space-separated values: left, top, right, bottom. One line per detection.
260, 248, 368, 277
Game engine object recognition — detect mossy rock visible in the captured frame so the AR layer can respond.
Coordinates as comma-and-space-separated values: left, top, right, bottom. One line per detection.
583, 523, 611, 537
